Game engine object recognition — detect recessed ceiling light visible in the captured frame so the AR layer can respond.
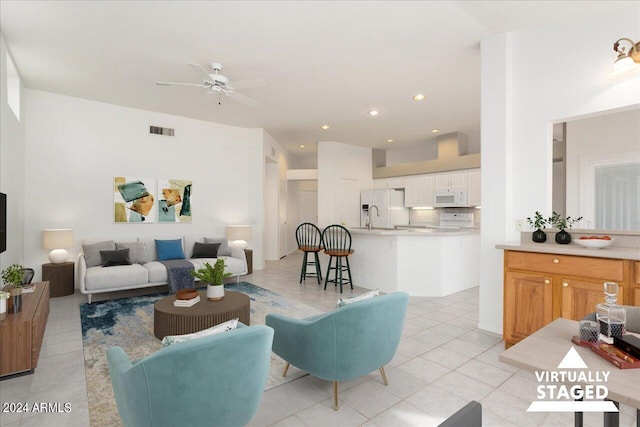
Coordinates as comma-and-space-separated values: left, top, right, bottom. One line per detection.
299, 145, 305, 148
368, 110, 379, 116
413, 94, 426, 101
387, 139, 394, 143
431, 129, 440, 133
321, 125, 330, 130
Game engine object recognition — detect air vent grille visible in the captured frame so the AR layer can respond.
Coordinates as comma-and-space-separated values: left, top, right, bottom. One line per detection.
150, 126, 175, 136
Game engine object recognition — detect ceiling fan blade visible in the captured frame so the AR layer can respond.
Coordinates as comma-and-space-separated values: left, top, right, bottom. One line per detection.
189, 63, 212, 79
156, 81, 208, 88
228, 78, 266, 90
224, 90, 259, 107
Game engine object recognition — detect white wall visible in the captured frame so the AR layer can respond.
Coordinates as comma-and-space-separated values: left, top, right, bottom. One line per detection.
386, 141, 438, 166
317, 141, 373, 227
0, 35, 26, 271
565, 108, 640, 224
24, 90, 267, 281
479, 13, 640, 334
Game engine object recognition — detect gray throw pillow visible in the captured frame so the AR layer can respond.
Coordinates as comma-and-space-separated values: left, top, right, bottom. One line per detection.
83, 240, 116, 268
204, 237, 232, 256
115, 241, 148, 264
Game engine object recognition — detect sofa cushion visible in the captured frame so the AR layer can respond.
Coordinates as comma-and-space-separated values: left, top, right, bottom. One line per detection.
161, 318, 239, 347
84, 264, 149, 291
191, 242, 221, 259
101, 248, 131, 267
183, 235, 203, 259
115, 242, 148, 264
138, 237, 182, 262
83, 240, 116, 268
156, 239, 185, 261
143, 261, 168, 283
337, 289, 379, 308
204, 237, 232, 257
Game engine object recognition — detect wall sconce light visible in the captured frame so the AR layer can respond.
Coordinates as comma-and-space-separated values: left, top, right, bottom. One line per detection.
613, 38, 640, 73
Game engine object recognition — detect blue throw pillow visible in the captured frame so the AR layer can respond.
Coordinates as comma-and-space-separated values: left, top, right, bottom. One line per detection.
155, 239, 185, 261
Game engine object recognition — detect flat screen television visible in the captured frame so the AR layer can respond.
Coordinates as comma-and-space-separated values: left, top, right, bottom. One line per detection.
0, 193, 6, 253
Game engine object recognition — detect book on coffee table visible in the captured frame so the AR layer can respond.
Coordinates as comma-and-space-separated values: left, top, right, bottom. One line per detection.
173, 295, 200, 307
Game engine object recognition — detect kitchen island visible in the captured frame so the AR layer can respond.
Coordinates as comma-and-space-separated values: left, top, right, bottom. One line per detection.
347, 228, 480, 297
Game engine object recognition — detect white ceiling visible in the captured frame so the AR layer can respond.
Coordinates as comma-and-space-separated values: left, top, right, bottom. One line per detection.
0, 1, 632, 163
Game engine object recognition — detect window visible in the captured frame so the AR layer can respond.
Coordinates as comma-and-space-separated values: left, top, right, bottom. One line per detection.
6, 51, 20, 121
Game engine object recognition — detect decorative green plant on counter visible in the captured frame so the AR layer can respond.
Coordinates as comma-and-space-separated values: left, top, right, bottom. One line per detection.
549, 212, 583, 231
527, 211, 548, 230
191, 259, 231, 286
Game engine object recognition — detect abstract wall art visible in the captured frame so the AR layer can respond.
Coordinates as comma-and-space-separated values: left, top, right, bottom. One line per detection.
158, 179, 192, 223
114, 177, 157, 223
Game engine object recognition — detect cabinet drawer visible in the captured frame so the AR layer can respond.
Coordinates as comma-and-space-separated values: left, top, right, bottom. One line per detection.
635, 262, 640, 284
506, 251, 624, 281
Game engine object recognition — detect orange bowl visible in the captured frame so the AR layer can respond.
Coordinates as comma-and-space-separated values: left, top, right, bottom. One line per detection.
176, 288, 198, 300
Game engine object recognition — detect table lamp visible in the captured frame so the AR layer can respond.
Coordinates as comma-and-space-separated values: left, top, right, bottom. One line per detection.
226, 225, 251, 249
43, 229, 74, 264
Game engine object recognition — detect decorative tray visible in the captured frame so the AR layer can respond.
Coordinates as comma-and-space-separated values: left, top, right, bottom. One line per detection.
571, 336, 640, 369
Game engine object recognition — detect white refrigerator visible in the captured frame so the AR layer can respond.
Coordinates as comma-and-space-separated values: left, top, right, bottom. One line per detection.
360, 189, 409, 228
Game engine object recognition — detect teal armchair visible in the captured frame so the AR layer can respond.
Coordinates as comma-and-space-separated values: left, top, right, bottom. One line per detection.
266, 292, 409, 410
107, 324, 274, 427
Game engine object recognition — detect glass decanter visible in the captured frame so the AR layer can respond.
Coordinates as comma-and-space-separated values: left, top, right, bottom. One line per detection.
596, 282, 626, 343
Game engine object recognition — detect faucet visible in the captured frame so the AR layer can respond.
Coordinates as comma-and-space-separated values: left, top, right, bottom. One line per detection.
367, 205, 380, 230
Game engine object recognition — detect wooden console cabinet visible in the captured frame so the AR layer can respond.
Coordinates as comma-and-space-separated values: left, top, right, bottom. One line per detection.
503, 251, 635, 347
0, 282, 50, 377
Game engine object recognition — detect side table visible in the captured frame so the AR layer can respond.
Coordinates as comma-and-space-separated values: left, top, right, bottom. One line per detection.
244, 249, 253, 275
42, 262, 74, 298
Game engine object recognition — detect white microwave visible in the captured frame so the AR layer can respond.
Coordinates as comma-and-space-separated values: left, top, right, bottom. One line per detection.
434, 191, 467, 207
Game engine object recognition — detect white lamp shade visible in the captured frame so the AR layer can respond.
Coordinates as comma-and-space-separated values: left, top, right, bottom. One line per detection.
226, 225, 251, 249
43, 229, 74, 264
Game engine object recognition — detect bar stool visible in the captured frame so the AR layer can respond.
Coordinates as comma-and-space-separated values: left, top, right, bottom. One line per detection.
321, 225, 354, 293
296, 223, 323, 284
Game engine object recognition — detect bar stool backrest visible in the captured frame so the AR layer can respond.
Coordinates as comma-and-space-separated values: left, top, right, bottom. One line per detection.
321, 225, 352, 253
296, 223, 323, 250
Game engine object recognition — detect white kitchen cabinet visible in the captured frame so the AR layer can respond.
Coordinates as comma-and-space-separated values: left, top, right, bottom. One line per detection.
435, 170, 467, 192
467, 168, 481, 206
374, 177, 405, 189
404, 175, 434, 207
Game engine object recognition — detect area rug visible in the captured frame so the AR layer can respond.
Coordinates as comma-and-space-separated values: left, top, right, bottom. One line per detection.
81, 281, 321, 427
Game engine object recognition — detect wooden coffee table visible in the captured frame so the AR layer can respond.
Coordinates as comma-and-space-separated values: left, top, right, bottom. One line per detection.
153, 290, 250, 339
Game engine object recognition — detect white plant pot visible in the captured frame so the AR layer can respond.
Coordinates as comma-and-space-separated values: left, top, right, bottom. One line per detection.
206, 284, 225, 301
0, 298, 6, 314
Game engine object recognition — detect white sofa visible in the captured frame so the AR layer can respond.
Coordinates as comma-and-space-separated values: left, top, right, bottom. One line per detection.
78, 235, 247, 303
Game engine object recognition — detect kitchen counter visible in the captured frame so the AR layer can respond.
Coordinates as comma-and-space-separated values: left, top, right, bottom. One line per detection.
496, 242, 640, 260
349, 227, 479, 237
346, 228, 480, 297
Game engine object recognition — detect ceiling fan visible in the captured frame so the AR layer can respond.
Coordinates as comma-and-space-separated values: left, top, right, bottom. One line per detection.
156, 62, 265, 107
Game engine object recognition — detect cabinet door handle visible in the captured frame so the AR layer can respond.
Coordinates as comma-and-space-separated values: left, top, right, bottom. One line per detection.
553, 259, 560, 264
562, 282, 569, 287
544, 279, 550, 284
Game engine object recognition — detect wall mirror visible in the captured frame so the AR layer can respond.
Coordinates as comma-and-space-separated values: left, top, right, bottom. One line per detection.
552, 106, 640, 231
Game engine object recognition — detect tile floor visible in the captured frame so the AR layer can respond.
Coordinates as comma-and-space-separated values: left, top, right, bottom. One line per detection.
0, 251, 637, 426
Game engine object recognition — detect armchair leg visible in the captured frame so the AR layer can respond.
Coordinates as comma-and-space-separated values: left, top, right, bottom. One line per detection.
333, 381, 339, 410
282, 363, 290, 377
379, 366, 388, 385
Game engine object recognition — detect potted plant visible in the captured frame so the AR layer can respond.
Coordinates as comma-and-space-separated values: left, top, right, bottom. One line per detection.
526, 211, 548, 243
1, 264, 24, 313
191, 259, 231, 301
549, 212, 583, 244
